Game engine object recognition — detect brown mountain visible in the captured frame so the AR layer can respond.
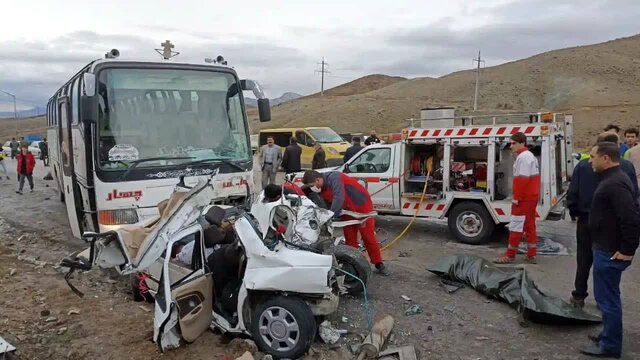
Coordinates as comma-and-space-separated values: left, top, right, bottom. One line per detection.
250, 34, 640, 148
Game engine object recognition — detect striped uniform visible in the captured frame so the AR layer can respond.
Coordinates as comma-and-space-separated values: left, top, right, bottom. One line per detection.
506, 148, 540, 258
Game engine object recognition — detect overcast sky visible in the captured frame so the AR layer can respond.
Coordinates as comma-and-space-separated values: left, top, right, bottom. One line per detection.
0, 0, 638, 111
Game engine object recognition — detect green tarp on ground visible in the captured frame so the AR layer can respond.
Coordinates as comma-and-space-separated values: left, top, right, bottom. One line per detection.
428, 255, 601, 324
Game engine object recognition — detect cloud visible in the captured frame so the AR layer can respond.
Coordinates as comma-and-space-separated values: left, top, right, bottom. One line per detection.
1, 0, 639, 111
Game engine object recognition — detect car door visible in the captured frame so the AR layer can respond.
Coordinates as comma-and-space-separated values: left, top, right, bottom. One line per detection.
154, 227, 213, 351
344, 145, 397, 211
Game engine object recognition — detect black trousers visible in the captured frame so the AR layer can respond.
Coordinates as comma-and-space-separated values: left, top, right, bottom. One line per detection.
572, 216, 592, 300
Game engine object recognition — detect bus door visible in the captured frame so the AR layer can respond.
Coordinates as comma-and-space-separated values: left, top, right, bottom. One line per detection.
58, 97, 83, 238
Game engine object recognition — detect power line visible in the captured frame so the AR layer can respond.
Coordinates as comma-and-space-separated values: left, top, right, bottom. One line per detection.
472, 50, 485, 111
314, 57, 331, 95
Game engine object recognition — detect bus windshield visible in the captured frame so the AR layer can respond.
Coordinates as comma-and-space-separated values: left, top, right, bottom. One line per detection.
307, 128, 343, 143
97, 68, 250, 170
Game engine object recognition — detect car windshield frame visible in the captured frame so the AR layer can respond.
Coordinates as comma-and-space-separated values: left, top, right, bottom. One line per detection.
307, 128, 343, 143
95, 66, 251, 175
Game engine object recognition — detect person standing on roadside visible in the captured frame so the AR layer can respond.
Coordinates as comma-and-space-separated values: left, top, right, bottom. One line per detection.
567, 132, 638, 309
39, 138, 49, 167
344, 136, 363, 163
260, 136, 281, 189
493, 132, 540, 264
16, 144, 35, 194
281, 137, 302, 175
364, 130, 381, 146
578, 141, 640, 359
0, 152, 9, 179
312, 142, 327, 169
9, 137, 19, 159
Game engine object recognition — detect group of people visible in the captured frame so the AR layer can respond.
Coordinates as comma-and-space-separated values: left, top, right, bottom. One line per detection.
259, 130, 382, 189
491, 128, 638, 358
567, 127, 639, 358
1, 137, 48, 194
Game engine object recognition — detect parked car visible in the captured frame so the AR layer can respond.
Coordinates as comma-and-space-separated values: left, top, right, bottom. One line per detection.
2, 141, 11, 156
28, 141, 42, 158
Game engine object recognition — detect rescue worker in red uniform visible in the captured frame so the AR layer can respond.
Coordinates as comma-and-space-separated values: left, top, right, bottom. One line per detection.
494, 132, 540, 264
302, 170, 390, 275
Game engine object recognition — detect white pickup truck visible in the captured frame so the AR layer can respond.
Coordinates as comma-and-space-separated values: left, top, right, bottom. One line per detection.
294, 112, 574, 244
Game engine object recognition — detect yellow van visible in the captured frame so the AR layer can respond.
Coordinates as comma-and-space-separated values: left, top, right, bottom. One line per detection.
258, 127, 350, 168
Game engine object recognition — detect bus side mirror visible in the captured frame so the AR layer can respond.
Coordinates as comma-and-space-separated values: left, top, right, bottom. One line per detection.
258, 98, 271, 122
81, 95, 95, 124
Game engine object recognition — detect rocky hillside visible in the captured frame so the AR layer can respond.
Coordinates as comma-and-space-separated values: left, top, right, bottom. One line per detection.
249, 35, 640, 148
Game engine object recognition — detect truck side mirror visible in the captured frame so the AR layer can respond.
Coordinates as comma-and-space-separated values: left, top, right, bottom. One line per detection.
258, 98, 271, 122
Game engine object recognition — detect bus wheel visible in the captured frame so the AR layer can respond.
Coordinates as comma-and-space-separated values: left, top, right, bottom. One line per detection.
448, 201, 494, 245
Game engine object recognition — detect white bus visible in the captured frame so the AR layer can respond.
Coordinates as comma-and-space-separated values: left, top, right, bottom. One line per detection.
46, 50, 271, 238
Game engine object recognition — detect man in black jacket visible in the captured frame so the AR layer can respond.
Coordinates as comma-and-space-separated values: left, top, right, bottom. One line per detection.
343, 136, 363, 163
281, 137, 302, 175
578, 141, 640, 359
312, 142, 327, 169
567, 133, 638, 308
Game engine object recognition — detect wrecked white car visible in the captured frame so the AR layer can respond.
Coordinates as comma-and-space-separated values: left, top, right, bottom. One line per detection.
61, 179, 368, 359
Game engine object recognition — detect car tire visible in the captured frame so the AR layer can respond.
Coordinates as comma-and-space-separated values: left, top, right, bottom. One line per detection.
447, 201, 495, 245
251, 296, 316, 359
326, 244, 371, 295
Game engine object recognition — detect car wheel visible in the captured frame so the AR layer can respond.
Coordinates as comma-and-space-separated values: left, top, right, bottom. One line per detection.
251, 296, 316, 359
326, 244, 371, 295
447, 201, 495, 245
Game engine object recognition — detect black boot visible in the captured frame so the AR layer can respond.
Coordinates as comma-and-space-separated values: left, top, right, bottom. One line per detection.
375, 262, 390, 276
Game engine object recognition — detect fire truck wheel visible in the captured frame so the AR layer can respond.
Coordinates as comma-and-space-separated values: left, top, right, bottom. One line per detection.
448, 202, 494, 245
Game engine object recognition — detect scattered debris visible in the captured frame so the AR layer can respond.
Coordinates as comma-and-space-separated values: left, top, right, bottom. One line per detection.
475, 336, 490, 341
404, 305, 423, 316
341, 316, 349, 323
17, 235, 26, 242
319, 320, 341, 344
40, 310, 50, 317
427, 325, 433, 331
398, 251, 411, 258
226, 338, 258, 358
378, 345, 417, 360
1, 335, 17, 354
45, 316, 58, 323
67, 309, 80, 316
43, 173, 53, 181
235, 351, 254, 360
138, 305, 151, 313
57, 327, 68, 335
401, 295, 412, 302
444, 304, 456, 313
356, 315, 394, 360
9, 268, 17, 276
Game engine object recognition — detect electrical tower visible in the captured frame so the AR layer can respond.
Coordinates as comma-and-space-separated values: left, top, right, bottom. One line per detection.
472, 50, 485, 111
315, 57, 330, 95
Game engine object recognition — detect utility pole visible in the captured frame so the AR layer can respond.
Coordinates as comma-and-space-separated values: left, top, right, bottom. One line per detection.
0, 89, 18, 136
315, 57, 330, 95
472, 50, 485, 111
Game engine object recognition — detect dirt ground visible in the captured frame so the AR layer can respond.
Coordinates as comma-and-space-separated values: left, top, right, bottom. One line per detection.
1, 158, 640, 360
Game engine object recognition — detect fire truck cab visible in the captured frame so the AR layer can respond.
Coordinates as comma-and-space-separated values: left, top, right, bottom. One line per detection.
295, 109, 575, 245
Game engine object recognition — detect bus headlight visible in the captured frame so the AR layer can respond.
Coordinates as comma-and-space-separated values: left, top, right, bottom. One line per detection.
98, 209, 139, 225
326, 147, 339, 155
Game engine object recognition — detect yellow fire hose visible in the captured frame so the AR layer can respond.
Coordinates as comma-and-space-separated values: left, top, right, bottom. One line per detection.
380, 171, 430, 251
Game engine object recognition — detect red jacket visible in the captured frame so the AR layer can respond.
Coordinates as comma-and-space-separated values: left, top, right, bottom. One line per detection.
512, 148, 540, 201
16, 152, 36, 174
320, 171, 373, 215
